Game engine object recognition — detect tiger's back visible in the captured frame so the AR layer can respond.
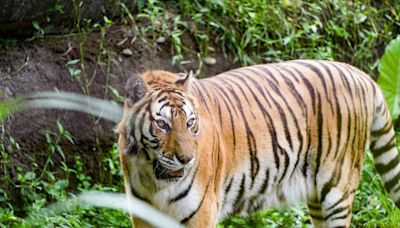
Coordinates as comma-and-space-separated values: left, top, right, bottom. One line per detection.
118, 60, 399, 227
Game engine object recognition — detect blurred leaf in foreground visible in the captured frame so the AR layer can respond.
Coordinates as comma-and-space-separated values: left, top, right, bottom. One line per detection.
1, 91, 123, 123
24, 91, 123, 123
27, 191, 183, 228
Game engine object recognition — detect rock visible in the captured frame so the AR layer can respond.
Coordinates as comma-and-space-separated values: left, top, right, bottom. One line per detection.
122, 48, 133, 56
203, 57, 217, 65
156, 36, 166, 44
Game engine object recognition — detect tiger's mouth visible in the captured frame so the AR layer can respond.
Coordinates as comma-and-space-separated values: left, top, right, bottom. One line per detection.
153, 160, 185, 180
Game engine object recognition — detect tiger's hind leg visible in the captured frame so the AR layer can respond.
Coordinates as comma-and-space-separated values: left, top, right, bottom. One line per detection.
308, 187, 356, 228
307, 159, 362, 228
307, 182, 358, 228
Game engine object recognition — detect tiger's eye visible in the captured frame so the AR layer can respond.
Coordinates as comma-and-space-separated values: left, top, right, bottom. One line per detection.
187, 117, 195, 128
156, 119, 169, 131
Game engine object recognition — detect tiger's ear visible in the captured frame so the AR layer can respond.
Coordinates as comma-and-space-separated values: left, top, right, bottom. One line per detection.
176, 70, 193, 91
125, 74, 149, 107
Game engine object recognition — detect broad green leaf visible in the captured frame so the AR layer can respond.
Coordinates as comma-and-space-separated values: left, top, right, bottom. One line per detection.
378, 36, 400, 120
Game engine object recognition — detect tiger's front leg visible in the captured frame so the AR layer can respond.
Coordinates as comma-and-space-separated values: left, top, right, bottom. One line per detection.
131, 196, 218, 228
183, 195, 218, 228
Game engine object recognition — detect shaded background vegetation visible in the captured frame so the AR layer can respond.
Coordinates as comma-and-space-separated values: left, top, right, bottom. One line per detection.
0, 0, 400, 227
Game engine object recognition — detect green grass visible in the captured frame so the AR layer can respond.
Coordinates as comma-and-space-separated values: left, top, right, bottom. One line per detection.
0, 122, 399, 227
133, 0, 399, 75
0, 133, 132, 227
1, 144, 399, 227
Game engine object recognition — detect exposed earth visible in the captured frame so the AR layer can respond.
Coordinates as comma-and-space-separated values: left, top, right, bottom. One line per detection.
0, 24, 239, 191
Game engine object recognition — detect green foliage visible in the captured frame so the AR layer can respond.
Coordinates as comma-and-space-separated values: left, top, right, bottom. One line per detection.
0, 134, 130, 227
0, 97, 23, 121
219, 205, 310, 228
135, 0, 399, 74
378, 36, 400, 120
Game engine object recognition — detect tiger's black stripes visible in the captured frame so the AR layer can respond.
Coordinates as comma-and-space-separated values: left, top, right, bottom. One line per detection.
212, 84, 238, 151
276, 63, 300, 83
215, 94, 224, 128
258, 169, 270, 194
232, 174, 246, 215
350, 74, 366, 164
169, 166, 199, 203
320, 176, 335, 203
223, 75, 257, 116
233, 68, 284, 171
302, 129, 312, 177
384, 172, 400, 192
252, 70, 295, 153
294, 61, 333, 108
254, 81, 292, 184
225, 73, 284, 179
319, 61, 343, 160
241, 68, 273, 108
221, 77, 260, 187
212, 81, 240, 118
371, 121, 392, 137
314, 92, 324, 187
285, 67, 315, 177
375, 155, 400, 175
326, 194, 347, 211
371, 135, 397, 156
191, 82, 213, 117
292, 67, 317, 114
325, 206, 350, 220
224, 177, 234, 195
268, 66, 302, 151
254, 66, 284, 96
331, 63, 353, 96
180, 178, 212, 224
256, 65, 280, 85
275, 66, 308, 116
334, 86, 353, 161
270, 66, 306, 179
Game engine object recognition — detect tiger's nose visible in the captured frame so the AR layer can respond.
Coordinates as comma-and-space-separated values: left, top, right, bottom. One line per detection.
176, 154, 194, 164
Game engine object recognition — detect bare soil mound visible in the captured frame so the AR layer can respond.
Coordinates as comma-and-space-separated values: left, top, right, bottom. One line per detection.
0, 25, 238, 186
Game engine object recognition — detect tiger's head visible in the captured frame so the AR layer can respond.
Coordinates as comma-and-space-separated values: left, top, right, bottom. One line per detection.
118, 71, 199, 186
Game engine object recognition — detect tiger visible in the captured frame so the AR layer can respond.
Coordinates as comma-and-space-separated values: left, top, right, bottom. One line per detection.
116, 60, 400, 228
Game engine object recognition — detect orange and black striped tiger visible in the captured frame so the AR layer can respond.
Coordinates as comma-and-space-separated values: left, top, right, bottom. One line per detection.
116, 60, 399, 227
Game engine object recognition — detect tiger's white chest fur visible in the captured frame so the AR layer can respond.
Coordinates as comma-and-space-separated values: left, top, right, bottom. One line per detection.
127, 156, 203, 221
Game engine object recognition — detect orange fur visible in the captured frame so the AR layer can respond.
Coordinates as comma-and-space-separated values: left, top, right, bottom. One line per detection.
117, 60, 399, 228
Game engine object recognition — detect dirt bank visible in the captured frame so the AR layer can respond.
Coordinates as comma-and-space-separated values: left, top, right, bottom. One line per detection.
0, 24, 238, 187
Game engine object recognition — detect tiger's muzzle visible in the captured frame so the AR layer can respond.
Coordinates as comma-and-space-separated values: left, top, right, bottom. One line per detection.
153, 154, 195, 180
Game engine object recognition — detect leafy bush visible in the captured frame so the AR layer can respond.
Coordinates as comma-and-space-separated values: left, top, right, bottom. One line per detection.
136, 0, 399, 74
